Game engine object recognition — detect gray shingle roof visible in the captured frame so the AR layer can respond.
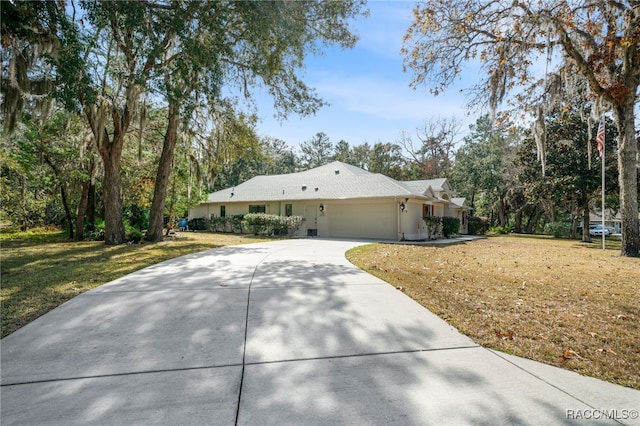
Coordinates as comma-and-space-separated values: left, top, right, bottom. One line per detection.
452, 198, 468, 208
207, 161, 439, 203
403, 178, 448, 193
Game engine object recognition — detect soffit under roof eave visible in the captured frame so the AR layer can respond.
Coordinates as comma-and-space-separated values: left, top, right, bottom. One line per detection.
203, 194, 435, 204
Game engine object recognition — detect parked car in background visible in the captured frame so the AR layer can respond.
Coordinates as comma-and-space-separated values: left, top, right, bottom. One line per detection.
589, 224, 610, 236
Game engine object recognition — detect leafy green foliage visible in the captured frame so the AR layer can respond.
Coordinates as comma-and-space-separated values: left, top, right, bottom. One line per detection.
515, 114, 610, 206
422, 216, 441, 239
368, 143, 406, 180
85, 220, 105, 241
230, 215, 246, 234
514, 113, 618, 239
442, 216, 460, 237
544, 222, 571, 238
403, 0, 640, 256
451, 115, 519, 222
0, 140, 49, 229
242, 213, 304, 236
467, 216, 489, 235
210, 216, 230, 233
299, 132, 334, 169
125, 226, 144, 243
489, 226, 512, 234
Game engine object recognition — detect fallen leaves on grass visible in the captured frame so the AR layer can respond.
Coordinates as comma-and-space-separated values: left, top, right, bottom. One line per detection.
1, 231, 271, 337
347, 235, 640, 390
561, 349, 584, 361
495, 329, 515, 340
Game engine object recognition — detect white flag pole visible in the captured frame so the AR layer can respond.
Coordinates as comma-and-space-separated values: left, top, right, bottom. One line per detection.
601, 124, 605, 250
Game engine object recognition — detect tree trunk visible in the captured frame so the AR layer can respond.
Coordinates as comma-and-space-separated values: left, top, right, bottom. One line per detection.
541, 200, 556, 223
75, 180, 90, 240
525, 204, 545, 234
569, 201, 578, 239
59, 185, 74, 239
83, 88, 135, 244
102, 151, 126, 244
497, 196, 507, 227
75, 159, 95, 240
86, 182, 96, 231
513, 206, 524, 233
581, 198, 592, 243
614, 102, 640, 257
43, 155, 73, 239
145, 101, 180, 242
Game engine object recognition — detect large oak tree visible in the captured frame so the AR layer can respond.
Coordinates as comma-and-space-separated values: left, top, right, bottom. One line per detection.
403, 0, 640, 256
146, 1, 367, 241
4, 1, 366, 244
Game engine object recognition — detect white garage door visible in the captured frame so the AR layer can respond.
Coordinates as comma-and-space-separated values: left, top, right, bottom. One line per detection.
328, 203, 397, 240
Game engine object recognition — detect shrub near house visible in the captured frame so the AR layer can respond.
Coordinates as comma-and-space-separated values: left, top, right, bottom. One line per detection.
467, 216, 489, 235
242, 213, 304, 236
442, 217, 460, 237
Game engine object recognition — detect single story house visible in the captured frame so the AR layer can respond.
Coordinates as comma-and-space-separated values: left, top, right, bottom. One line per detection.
189, 161, 470, 241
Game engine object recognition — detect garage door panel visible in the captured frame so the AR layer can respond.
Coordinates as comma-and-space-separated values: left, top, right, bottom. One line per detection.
329, 203, 397, 240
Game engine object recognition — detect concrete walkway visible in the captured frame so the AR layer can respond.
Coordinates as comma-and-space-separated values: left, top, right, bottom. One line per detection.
1, 239, 638, 425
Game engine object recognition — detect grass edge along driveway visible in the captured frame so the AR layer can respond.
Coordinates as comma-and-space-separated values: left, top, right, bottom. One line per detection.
2, 230, 638, 390
0, 230, 271, 338
346, 235, 639, 390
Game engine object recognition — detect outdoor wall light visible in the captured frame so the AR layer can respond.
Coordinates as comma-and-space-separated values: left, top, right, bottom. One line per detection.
400, 202, 406, 212
319, 204, 325, 212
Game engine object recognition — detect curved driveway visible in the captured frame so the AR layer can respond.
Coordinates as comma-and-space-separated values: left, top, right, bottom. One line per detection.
2, 239, 638, 425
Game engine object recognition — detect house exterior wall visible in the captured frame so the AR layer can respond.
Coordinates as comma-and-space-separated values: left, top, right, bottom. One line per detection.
399, 200, 424, 240
433, 203, 446, 217
189, 197, 467, 239
190, 204, 213, 219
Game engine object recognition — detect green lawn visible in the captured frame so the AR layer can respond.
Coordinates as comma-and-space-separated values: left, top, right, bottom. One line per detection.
1, 228, 270, 337
3, 229, 638, 390
347, 234, 639, 389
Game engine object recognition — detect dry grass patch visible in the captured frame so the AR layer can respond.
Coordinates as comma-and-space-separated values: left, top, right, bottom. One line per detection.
346, 235, 639, 389
1, 229, 271, 337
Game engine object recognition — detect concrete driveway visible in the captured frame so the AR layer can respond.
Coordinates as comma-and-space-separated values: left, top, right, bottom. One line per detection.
1, 239, 638, 425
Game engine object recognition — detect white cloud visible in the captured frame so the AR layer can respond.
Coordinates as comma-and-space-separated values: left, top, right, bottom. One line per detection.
250, 2, 481, 147
314, 73, 469, 122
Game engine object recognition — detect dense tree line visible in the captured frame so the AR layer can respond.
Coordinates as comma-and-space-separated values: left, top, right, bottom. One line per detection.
1, 0, 367, 243
2, 1, 637, 257
1, 90, 631, 243
403, 0, 640, 256
214, 116, 630, 245
1, 100, 632, 249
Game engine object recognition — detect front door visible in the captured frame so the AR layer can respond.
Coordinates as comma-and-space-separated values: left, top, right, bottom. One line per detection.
305, 205, 318, 236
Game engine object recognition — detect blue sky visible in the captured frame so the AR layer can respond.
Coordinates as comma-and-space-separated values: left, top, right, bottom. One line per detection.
249, 1, 479, 149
